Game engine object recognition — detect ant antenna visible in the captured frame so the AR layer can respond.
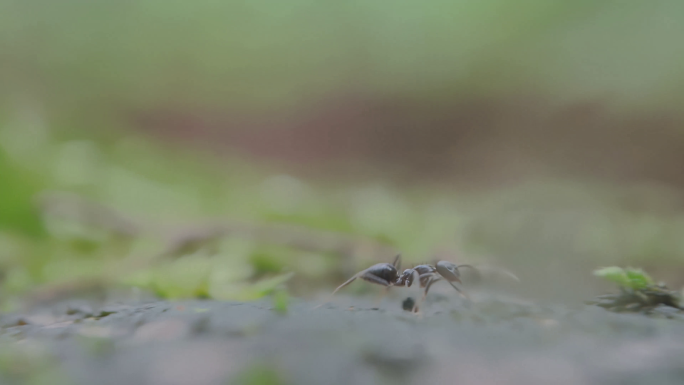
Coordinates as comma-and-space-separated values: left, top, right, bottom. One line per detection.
392, 254, 401, 270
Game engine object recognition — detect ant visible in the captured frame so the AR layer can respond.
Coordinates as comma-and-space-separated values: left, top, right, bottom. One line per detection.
315, 254, 478, 312
398, 260, 479, 312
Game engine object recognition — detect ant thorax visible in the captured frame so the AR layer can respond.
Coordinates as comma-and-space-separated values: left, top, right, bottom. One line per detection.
413, 264, 437, 287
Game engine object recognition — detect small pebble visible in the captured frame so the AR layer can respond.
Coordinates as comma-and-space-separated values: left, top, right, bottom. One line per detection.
0, 315, 31, 328
66, 304, 94, 318
402, 297, 415, 312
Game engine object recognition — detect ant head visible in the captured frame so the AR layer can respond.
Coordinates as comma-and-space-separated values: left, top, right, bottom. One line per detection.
397, 269, 415, 287
435, 261, 462, 283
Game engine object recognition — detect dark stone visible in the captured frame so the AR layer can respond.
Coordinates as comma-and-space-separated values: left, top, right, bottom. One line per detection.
402, 297, 415, 312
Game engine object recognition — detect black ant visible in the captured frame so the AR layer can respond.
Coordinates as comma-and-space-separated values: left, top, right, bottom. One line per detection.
315, 255, 479, 312
398, 260, 479, 312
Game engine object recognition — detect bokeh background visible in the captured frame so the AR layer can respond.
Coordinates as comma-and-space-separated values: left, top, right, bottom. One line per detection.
3, 0, 684, 308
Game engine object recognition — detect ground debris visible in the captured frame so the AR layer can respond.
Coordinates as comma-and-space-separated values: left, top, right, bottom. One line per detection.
402, 297, 415, 312
585, 284, 683, 315
0, 315, 31, 328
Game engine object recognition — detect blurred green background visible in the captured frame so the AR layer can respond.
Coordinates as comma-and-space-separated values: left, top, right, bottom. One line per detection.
2, 0, 684, 308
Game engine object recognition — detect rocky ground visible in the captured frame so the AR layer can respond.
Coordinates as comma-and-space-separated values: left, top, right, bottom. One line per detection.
2, 290, 684, 385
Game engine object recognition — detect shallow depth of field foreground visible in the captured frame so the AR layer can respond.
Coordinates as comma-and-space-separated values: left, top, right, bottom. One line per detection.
3, 1, 684, 384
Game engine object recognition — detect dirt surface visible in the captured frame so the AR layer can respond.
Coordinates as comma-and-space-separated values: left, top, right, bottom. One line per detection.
2, 290, 684, 385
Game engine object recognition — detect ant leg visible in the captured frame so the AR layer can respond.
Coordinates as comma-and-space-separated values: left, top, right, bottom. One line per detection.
410, 269, 420, 288
418, 273, 434, 286
412, 275, 441, 313
445, 280, 471, 301
355, 272, 393, 307
425, 276, 442, 296
355, 273, 393, 307
313, 269, 366, 309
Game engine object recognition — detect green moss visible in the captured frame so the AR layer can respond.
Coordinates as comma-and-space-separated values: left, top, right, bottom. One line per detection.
231, 363, 287, 385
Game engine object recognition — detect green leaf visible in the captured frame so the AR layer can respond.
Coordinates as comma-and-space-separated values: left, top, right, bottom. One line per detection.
593, 266, 654, 290
593, 266, 629, 286
624, 267, 654, 289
